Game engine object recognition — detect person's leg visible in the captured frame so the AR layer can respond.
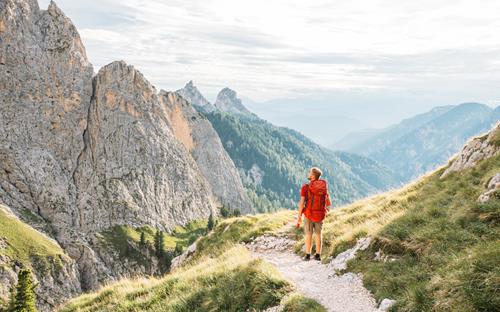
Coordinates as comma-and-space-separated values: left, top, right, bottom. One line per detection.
305, 233, 313, 253
313, 221, 323, 260
303, 218, 313, 259
315, 231, 321, 254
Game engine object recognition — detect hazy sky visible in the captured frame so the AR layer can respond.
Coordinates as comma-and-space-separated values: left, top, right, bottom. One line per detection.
38, 0, 500, 143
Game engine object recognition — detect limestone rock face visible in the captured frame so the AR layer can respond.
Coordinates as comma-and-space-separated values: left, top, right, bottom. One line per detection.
0, 0, 93, 234
0, 0, 223, 302
176, 80, 216, 113
441, 123, 500, 178
72, 61, 217, 234
214, 87, 256, 118
159, 91, 253, 213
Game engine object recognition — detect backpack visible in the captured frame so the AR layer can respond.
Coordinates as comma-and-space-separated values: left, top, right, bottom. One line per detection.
303, 179, 329, 222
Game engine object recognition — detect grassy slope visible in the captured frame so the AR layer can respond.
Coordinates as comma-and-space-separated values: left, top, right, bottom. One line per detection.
318, 151, 499, 311
98, 219, 208, 261
60, 211, 328, 311
61, 130, 500, 311
61, 245, 292, 312
0, 204, 68, 270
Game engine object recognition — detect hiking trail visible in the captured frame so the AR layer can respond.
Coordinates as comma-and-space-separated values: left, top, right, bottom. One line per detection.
244, 221, 393, 312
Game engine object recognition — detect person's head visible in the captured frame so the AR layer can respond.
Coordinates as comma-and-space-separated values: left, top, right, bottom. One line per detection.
307, 167, 322, 181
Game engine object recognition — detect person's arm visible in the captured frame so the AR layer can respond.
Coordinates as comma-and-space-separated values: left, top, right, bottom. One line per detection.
325, 191, 331, 213
297, 195, 305, 226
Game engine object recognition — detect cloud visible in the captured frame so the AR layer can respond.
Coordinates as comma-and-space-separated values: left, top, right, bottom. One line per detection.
38, 0, 500, 104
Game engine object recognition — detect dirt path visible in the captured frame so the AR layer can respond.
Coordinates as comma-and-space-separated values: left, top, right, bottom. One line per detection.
245, 222, 381, 312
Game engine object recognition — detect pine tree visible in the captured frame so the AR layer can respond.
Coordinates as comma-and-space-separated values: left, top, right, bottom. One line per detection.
164, 250, 173, 271
232, 208, 241, 217
139, 231, 146, 248
154, 229, 164, 258
220, 205, 230, 218
12, 269, 37, 312
207, 212, 214, 231
174, 243, 183, 256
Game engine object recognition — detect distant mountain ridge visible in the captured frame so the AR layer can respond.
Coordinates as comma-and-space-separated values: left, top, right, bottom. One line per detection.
333, 102, 499, 181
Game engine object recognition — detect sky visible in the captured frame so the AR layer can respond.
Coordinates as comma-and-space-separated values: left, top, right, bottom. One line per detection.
39, 0, 500, 143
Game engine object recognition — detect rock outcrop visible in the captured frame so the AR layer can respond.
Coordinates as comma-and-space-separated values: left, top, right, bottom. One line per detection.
328, 237, 372, 273
441, 123, 500, 178
176, 80, 216, 113
214, 87, 257, 118
478, 173, 500, 203
159, 91, 253, 213
0, 0, 240, 306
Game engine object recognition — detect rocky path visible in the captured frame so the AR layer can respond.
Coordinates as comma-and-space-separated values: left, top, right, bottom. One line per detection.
245, 222, 391, 312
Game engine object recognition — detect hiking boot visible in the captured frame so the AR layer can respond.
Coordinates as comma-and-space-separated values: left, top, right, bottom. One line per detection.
314, 253, 321, 261
303, 253, 311, 261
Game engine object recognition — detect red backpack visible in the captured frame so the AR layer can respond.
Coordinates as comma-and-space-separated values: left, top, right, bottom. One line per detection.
303, 179, 330, 222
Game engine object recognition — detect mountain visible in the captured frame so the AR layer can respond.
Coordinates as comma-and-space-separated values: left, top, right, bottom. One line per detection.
174, 83, 399, 211
177, 82, 401, 211
60, 123, 500, 312
176, 83, 258, 119
332, 105, 455, 153
334, 103, 499, 181
159, 91, 253, 213
331, 105, 455, 151
0, 0, 251, 309
176, 80, 216, 114
242, 91, 455, 146
330, 128, 384, 151
214, 87, 259, 118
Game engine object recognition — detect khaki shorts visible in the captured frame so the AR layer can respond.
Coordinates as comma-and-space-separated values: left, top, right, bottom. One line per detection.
303, 217, 323, 235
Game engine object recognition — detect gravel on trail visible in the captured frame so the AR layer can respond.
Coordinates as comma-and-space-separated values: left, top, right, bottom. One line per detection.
245, 222, 380, 312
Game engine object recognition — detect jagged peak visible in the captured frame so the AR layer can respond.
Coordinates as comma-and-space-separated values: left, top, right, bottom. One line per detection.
159, 89, 187, 106
217, 86, 236, 97
47, 0, 63, 15
97, 60, 152, 88
176, 80, 215, 113
214, 87, 254, 117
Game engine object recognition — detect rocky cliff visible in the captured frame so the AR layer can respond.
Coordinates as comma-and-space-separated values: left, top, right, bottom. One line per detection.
0, 0, 248, 309
214, 87, 257, 118
441, 122, 500, 178
159, 91, 253, 213
176, 80, 216, 114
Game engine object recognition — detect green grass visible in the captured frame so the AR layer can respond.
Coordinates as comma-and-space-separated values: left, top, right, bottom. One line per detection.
0, 204, 68, 271
186, 210, 295, 264
334, 154, 500, 311
60, 245, 293, 312
98, 219, 209, 266
59, 211, 329, 311
281, 294, 327, 312
314, 175, 426, 261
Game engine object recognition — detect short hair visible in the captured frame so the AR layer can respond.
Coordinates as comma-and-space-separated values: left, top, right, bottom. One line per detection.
310, 167, 322, 179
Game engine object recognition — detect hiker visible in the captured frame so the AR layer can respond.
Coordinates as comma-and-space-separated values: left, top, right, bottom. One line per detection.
296, 167, 331, 261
